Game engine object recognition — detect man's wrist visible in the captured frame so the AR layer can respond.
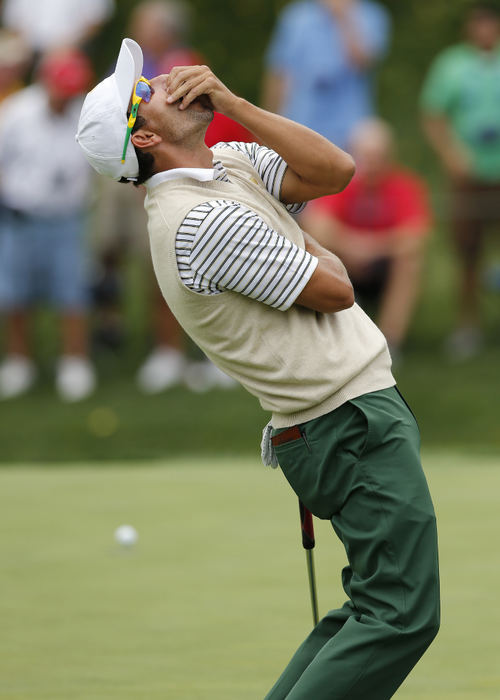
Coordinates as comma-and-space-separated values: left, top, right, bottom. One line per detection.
223, 95, 250, 122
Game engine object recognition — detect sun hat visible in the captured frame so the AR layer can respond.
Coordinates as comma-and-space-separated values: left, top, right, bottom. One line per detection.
76, 38, 143, 181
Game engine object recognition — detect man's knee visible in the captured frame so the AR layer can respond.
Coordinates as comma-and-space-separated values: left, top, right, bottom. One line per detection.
404, 594, 440, 655
418, 607, 440, 647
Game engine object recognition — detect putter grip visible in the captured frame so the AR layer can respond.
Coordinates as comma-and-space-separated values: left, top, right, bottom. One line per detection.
299, 500, 315, 550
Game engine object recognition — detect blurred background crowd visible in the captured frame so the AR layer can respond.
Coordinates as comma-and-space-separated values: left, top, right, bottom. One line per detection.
0, 0, 498, 456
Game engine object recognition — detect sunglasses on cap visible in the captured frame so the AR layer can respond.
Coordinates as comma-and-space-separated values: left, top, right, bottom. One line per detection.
121, 76, 153, 163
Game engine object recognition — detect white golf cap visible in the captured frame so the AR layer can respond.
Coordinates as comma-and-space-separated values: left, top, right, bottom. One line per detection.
76, 38, 143, 181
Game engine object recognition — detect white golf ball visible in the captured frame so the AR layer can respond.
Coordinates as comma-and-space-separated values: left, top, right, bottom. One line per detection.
114, 524, 138, 547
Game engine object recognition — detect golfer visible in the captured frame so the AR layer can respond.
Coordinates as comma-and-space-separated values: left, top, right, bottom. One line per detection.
77, 39, 440, 699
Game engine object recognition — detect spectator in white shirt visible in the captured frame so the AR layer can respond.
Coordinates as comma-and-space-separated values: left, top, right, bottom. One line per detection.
0, 49, 96, 401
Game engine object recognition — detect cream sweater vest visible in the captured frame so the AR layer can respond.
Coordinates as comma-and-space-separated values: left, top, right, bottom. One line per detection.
145, 147, 395, 428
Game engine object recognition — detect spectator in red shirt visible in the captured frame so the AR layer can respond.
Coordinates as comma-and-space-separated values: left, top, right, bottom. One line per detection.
302, 118, 430, 358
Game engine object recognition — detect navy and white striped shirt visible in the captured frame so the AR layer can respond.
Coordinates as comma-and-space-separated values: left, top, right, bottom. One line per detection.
148, 142, 317, 311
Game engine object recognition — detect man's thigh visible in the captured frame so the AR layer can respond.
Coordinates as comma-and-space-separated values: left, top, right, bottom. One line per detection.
44, 215, 90, 310
273, 387, 439, 622
335, 388, 439, 627
450, 180, 500, 262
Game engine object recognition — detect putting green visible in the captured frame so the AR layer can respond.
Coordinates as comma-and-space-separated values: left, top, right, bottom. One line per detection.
1, 452, 499, 699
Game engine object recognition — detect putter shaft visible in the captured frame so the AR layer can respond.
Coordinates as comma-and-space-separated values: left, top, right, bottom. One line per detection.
299, 500, 319, 626
306, 548, 319, 626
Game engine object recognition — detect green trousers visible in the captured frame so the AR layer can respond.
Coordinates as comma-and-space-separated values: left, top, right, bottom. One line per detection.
266, 387, 440, 700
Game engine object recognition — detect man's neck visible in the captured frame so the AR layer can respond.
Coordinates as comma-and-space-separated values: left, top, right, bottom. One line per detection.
153, 142, 214, 175
470, 40, 500, 53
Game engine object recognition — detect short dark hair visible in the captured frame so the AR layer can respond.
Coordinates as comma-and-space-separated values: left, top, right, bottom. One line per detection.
467, 1, 500, 18
119, 115, 156, 186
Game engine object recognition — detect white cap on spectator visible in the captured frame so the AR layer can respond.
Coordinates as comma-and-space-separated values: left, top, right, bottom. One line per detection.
76, 38, 143, 181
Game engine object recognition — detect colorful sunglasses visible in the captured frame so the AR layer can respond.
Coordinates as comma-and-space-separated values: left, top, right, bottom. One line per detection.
121, 77, 153, 164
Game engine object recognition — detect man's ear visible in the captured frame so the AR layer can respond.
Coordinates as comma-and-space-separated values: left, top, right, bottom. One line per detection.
131, 129, 161, 150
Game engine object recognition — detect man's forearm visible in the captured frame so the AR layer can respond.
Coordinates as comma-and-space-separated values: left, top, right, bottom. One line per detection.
294, 230, 354, 312
260, 71, 287, 115
334, 11, 376, 68
422, 115, 472, 179
302, 231, 351, 284
224, 97, 355, 196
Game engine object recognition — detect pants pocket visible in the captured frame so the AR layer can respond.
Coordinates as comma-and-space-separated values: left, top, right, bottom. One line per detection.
273, 403, 369, 520
273, 432, 314, 501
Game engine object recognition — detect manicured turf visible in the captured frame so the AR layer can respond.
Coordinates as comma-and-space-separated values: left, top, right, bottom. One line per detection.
1, 452, 499, 699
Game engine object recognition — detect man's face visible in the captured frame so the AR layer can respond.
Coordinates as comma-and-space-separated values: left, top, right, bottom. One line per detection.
323, 0, 354, 12
351, 127, 393, 182
466, 11, 500, 50
136, 73, 213, 145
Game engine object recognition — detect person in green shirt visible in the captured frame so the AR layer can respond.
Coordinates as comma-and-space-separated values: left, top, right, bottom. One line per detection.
421, 1, 500, 359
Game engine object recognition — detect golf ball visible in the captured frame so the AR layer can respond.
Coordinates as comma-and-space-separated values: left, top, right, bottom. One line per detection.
114, 524, 138, 547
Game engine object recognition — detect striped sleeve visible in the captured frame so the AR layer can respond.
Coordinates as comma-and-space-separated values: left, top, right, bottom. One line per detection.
176, 199, 318, 311
213, 141, 306, 213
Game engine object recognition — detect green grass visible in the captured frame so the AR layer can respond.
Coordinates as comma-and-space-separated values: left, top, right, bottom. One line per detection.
1, 452, 499, 699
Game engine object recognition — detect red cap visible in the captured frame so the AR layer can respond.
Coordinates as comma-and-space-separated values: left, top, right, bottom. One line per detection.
39, 49, 93, 99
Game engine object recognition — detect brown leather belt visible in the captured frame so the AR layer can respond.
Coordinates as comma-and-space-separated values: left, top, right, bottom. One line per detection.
271, 425, 302, 447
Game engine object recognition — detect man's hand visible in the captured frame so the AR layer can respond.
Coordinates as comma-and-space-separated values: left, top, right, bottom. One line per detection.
166, 65, 354, 202
326, 0, 354, 20
166, 65, 238, 114
442, 149, 472, 182
295, 232, 354, 313
422, 115, 473, 182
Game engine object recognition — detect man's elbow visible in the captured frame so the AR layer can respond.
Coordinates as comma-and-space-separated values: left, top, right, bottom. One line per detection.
336, 282, 355, 311
322, 282, 355, 313
330, 154, 355, 194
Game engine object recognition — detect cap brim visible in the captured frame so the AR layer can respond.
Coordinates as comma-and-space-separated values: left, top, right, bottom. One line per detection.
75, 38, 144, 181
114, 38, 143, 113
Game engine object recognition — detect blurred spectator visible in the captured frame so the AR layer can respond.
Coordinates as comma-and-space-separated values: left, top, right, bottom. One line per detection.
131, 0, 254, 145
1, 0, 114, 55
92, 1, 246, 393
0, 30, 31, 103
262, 0, 391, 149
302, 119, 431, 359
421, 1, 500, 359
0, 49, 96, 401
130, 0, 203, 77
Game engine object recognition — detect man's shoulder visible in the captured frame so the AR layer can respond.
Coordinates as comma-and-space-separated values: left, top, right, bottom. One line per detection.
359, 0, 390, 20
211, 142, 265, 178
1, 85, 44, 118
428, 43, 473, 73
279, 0, 315, 17
211, 141, 256, 159
275, 0, 320, 28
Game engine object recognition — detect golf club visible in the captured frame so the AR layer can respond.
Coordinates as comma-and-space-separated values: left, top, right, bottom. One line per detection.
299, 499, 319, 626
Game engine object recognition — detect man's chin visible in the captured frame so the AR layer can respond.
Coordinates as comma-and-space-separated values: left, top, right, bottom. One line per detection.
188, 93, 214, 116
189, 100, 214, 122
197, 93, 214, 111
